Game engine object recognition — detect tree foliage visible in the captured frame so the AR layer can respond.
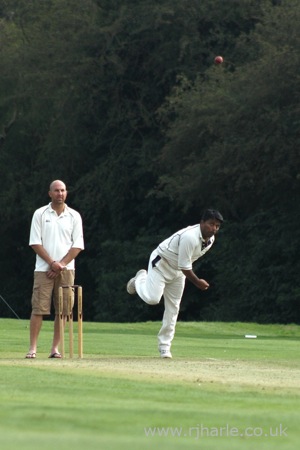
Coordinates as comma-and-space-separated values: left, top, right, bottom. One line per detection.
157, 1, 300, 218
0, 0, 299, 324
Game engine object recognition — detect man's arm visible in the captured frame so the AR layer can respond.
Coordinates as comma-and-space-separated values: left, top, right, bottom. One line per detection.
31, 244, 65, 279
181, 269, 209, 290
59, 248, 82, 266
49, 248, 82, 278
30, 245, 82, 280
30, 244, 56, 268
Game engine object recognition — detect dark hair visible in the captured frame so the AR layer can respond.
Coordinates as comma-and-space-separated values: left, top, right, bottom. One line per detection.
201, 209, 224, 222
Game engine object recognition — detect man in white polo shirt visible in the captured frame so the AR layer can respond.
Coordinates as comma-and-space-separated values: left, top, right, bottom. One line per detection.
25, 180, 84, 359
127, 209, 223, 358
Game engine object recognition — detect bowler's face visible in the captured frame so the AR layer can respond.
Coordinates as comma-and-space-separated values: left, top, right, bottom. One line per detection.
200, 219, 221, 240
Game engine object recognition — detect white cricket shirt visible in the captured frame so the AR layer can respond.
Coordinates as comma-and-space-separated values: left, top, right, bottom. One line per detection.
29, 203, 84, 271
157, 224, 214, 270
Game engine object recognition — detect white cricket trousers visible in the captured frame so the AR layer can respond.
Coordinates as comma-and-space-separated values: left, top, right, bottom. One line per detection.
135, 250, 185, 351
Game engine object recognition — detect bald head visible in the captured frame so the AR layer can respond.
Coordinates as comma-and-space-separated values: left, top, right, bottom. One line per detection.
49, 180, 66, 191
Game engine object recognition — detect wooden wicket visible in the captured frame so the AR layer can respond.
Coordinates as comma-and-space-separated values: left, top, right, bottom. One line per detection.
58, 285, 83, 358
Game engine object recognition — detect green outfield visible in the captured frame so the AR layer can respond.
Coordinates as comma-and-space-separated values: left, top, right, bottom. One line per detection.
0, 319, 299, 450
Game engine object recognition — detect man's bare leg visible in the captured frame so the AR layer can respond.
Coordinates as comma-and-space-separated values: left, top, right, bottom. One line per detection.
26, 313, 43, 357
49, 314, 66, 357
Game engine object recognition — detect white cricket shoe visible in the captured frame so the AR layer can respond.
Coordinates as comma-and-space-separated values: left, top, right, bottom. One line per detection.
126, 269, 147, 294
160, 349, 172, 359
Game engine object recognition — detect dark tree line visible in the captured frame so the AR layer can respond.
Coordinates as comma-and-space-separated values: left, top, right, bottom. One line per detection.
0, 0, 299, 324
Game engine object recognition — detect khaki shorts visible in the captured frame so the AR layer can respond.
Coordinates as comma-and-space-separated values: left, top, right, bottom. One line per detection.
31, 270, 75, 315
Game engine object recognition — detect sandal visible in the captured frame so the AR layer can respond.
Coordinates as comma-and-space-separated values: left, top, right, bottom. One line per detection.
25, 352, 36, 359
48, 352, 62, 359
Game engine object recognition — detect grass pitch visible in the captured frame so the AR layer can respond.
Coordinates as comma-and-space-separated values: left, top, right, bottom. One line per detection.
0, 319, 299, 449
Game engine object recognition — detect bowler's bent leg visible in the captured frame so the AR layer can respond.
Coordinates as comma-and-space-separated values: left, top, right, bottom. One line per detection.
135, 251, 166, 305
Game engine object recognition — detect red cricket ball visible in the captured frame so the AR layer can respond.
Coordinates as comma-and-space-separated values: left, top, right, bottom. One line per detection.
214, 56, 224, 64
